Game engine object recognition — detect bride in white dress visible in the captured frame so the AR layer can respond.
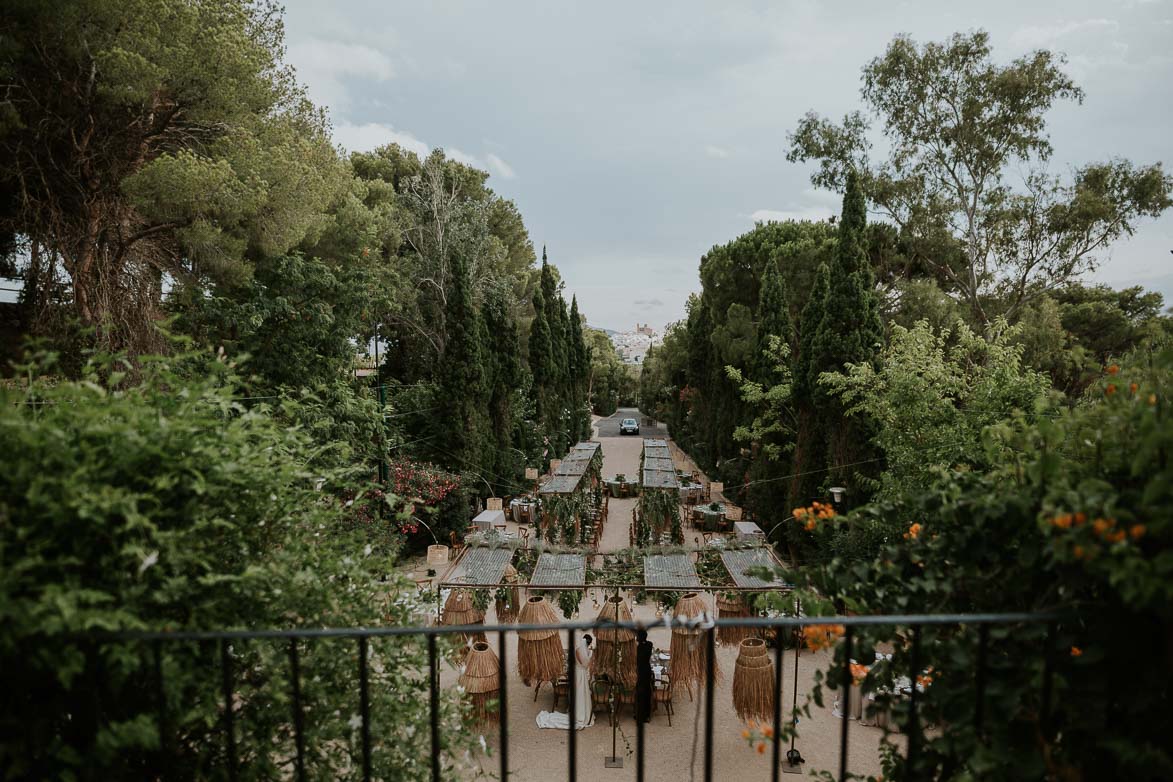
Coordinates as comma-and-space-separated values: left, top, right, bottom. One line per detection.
535, 634, 595, 730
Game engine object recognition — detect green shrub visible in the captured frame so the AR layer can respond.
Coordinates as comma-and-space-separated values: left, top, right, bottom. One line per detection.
0, 350, 473, 780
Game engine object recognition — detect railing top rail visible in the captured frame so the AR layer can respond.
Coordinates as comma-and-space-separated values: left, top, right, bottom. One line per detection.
84, 611, 1064, 643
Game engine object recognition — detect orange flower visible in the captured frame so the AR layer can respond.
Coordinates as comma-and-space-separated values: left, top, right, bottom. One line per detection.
850, 663, 869, 683
762, 725, 775, 739
904, 523, 922, 540
1130, 382, 1139, 395
1092, 518, 1111, 537
741, 728, 751, 740
1107, 530, 1126, 544
1105, 383, 1117, 396
1106, 364, 1120, 375
1070, 646, 1082, 657
756, 742, 766, 754
1130, 524, 1146, 541
1073, 545, 1086, 560
803, 624, 846, 652
793, 507, 807, 519
1051, 514, 1073, 530
1074, 512, 1087, 526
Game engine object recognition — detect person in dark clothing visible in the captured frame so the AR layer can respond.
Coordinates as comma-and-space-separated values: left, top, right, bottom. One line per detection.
635, 628, 654, 723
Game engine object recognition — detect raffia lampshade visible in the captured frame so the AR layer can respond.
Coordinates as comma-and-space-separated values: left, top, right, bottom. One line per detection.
671, 591, 721, 695
495, 564, 521, 623
717, 594, 757, 646
443, 588, 485, 646
517, 596, 563, 684
460, 641, 501, 726
592, 595, 636, 687
427, 545, 450, 566
733, 637, 774, 723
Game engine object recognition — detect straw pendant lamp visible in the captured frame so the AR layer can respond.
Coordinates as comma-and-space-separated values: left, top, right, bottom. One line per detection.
443, 588, 486, 644
732, 637, 774, 723
717, 593, 756, 646
460, 640, 501, 727
495, 564, 521, 624
517, 595, 564, 685
592, 595, 637, 688
670, 592, 721, 696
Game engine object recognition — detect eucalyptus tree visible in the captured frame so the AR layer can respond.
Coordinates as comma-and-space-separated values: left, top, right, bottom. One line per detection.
788, 31, 1172, 327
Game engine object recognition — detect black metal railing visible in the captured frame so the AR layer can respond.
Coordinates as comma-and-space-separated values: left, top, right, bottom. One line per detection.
68, 611, 1059, 782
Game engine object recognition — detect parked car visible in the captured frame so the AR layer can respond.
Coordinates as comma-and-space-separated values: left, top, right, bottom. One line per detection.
620, 417, 640, 435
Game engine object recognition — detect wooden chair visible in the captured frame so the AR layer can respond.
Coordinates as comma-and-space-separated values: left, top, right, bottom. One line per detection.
449, 531, 465, 560
592, 679, 616, 725
493, 522, 508, 534
653, 676, 674, 725
553, 675, 569, 709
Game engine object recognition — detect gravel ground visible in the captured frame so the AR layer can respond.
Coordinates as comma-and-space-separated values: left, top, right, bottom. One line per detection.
434, 411, 892, 780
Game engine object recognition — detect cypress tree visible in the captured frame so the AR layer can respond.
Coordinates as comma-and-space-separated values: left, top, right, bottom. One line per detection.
789, 262, 831, 512
484, 298, 523, 494
809, 171, 883, 384
808, 171, 884, 486
569, 295, 591, 439
753, 258, 792, 383
528, 285, 553, 429
436, 247, 487, 474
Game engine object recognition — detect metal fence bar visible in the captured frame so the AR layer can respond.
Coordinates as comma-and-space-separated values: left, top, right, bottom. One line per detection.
288, 640, 307, 782
839, 627, 852, 782
91, 611, 1064, 642
567, 627, 577, 782
771, 631, 783, 782
906, 625, 922, 779
153, 640, 167, 765
498, 630, 509, 781
704, 627, 716, 782
220, 639, 238, 782
1041, 622, 1055, 740
429, 633, 440, 782
358, 636, 372, 782
974, 624, 989, 735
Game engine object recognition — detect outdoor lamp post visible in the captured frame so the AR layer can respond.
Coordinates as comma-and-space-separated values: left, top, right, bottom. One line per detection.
829, 486, 847, 506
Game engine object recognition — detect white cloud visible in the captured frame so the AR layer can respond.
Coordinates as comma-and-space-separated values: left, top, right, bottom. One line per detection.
1010, 19, 1119, 51
332, 121, 429, 156
485, 153, 517, 179
705, 145, 731, 159
446, 147, 484, 169
287, 38, 394, 111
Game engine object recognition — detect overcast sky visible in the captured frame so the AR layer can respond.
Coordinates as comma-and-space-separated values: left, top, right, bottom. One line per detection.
282, 0, 1173, 332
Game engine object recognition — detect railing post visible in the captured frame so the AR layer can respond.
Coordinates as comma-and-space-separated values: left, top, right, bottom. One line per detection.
498, 630, 509, 781
429, 633, 441, 782
1041, 622, 1055, 741
220, 639, 238, 782
974, 624, 989, 736
906, 625, 922, 779
358, 636, 372, 782
153, 640, 168, 767
839, 626, 853, 782
771, 628, 783, 782
567, 627, 577, 782
288, 639, 307, 782
704, 627, 716, 782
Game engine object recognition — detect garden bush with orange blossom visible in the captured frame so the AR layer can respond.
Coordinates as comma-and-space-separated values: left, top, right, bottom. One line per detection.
762, 344, 1172, 781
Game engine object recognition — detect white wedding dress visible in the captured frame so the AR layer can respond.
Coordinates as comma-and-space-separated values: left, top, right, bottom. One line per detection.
536, 638, 595, 730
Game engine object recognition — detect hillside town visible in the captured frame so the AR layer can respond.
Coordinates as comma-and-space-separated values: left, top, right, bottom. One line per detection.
607, 322, 663, 365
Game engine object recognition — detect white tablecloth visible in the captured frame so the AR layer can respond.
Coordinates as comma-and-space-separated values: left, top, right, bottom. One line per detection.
472, 509, 506, 530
